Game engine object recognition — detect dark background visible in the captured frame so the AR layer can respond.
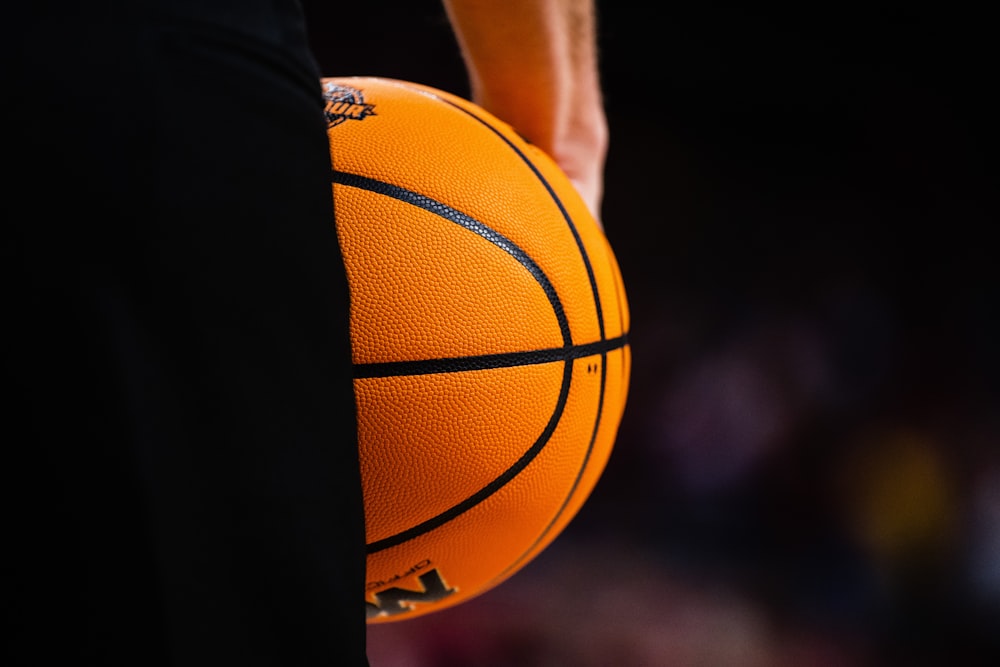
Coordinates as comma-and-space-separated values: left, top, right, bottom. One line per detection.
303, 2, 997, 665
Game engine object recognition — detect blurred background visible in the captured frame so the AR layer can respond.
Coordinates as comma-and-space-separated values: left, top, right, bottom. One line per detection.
303, 1, 997, 664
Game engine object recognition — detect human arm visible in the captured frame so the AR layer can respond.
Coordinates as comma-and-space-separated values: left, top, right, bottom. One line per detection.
441, 0, 608, 222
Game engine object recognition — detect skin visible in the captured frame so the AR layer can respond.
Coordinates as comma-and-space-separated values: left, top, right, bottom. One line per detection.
442, 0, 608, 223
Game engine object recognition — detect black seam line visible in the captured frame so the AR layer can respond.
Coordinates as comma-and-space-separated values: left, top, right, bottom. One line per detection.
331, 169, 573, 348
419, 90, 607, 341
352, 334, 629, 380
490, 349, 609, 586
367, 355, 574, 555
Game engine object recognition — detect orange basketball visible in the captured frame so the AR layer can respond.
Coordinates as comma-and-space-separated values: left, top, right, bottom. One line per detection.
322, 76, 631, 623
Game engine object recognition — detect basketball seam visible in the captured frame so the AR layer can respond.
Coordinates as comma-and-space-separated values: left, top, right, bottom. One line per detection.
366, 361, 574, 554
331, 170, 572, 349
418, 87, 608, 341
353, 336, 628, 379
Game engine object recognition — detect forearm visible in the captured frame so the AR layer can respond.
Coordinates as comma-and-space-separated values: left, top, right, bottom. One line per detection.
442, 0, 608, 217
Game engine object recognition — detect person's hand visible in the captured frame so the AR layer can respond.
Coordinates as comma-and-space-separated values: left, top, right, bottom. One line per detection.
443, 0, 607, 225
547, 107, 608, 224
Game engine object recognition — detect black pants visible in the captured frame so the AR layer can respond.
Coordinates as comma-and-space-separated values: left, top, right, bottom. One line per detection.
10, 2, 367, 664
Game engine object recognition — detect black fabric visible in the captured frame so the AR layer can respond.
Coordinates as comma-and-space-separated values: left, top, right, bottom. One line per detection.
9, 2, 368, 665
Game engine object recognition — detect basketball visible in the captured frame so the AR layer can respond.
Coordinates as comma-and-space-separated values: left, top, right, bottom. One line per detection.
322, 76, 631, 623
